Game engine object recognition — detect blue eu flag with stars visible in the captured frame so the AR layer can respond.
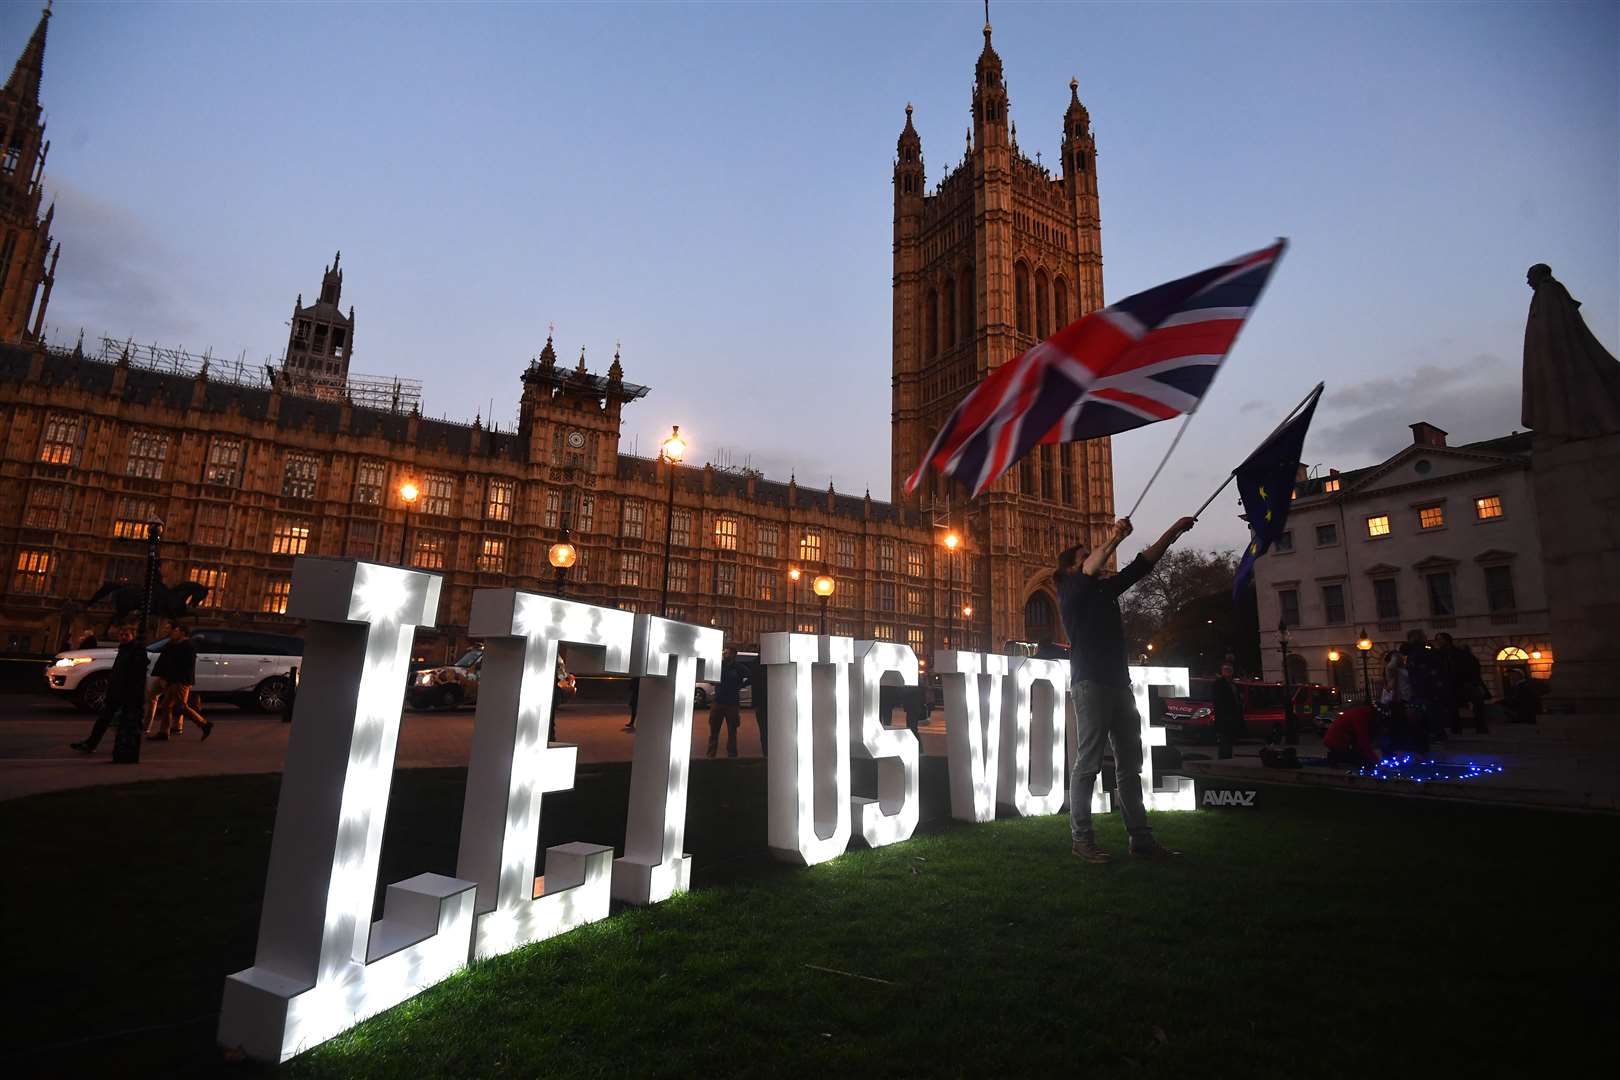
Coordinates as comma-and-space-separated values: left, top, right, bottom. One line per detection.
1234, 384, 1323, 598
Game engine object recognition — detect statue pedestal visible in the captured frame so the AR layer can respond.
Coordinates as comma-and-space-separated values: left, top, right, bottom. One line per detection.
1532, 431, 1620, 743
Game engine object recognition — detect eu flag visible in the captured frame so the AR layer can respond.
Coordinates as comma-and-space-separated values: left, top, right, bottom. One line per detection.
1234, 383, 1324, 597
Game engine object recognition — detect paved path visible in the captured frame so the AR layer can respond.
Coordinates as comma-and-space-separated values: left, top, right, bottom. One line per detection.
0, 694, 951, 802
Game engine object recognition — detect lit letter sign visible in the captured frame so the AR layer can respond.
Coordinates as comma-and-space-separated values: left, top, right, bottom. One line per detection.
847, 640, 920, 847
219, 560, 474, 1064
997, 656, 1068, 817
614, 614, 722, 904
764, 632, 852, 865
455, 590, 632, 959
938, 649, 1006, 822
1127, 665, 1197, 811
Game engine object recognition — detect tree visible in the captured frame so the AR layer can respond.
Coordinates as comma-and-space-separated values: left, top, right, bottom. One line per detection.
1121, 548, 1259, 675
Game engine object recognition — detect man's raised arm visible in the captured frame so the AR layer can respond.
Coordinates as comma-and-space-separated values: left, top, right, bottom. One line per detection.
1080, 518, 1134, 577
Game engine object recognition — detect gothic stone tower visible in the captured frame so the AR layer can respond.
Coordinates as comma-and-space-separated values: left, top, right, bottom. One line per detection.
0, 6, 58, 344
282, 252, 356, 395
891, 19, 1115, 650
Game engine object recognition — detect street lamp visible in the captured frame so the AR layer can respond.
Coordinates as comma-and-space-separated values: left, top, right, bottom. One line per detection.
548, 535, 577, 598
1278, 617, 1297, 745
943, 530, 961, 650
787, 566, 801, 630
812, 574, 835, 635
397, 481, 420, 565
960, 603, 973, 650
657, 425, 686, 617
1355, 629, 1374, 704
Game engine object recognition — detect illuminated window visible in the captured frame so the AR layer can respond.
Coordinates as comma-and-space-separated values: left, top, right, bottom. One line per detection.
1323, 477, 1341, 493
262, 578, 292, 614
667, 559, 690, 593
671, 509, 692, 547
23, 484, 71, 530
125, 430, 171, 480
873, 624, 895, 641
1366, 515, 1391, 538
906, 548, 925, 577
758, 524, 779, 558
796, 621, 818, 634
423, 474, 455, 517
346, 519, 379, 559
1418, 505, 1445, 530
271, 519, 311, 556
757, 569, 774, 601
836, 535, 857, 569
619, 552, 643, 586
485, 479, 515, 522
476, 537, 506, 573
193, 503, 230, 547
410, 533, 447, 570
1476, 495, 1503, 520
621, 500, 645, 539
187, 567, 226, 608
12, 549, 52, 595
354, 460, 385, 504
907, 628, 926, 653
1485, 564, 1516, 612
798, 529, 821, 563
905, 587, 926, 615
206, 439, 243, 487
281, 453, 320, 500
112, 498, 160, 539
878, 539, 896, 573
715, 516, 739, 551
39, 414, 82, 465
1495, 646, 1529, 662
716, 564, 737, 596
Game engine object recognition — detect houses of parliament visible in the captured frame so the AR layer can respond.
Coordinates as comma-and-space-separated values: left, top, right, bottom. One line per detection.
0, 9, 1115, 659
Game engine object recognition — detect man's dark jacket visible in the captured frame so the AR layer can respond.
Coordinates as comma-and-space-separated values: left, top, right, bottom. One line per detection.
107, 640, 152, 708
152, 638, 197, 684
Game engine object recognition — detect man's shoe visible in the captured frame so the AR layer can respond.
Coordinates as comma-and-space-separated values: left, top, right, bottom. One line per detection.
1129, 843, 1182, 861
1071, 839, 1112, 863
621, 723, 636, 733
70, 741, 93, 754
705, 744, 717, 759
201, 721, 214, 742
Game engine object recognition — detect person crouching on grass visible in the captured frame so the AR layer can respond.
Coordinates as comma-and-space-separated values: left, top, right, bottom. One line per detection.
1057, 515, 1195, 863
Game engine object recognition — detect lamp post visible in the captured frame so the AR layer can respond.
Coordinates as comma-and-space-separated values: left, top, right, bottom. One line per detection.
1355, 629, 1374, 704
548, 534, 577, 599
961, 603, 973, 651
397, 481, 420, 565
813, 574, 835, 636
1278, 617, 1297, 745
787, 566, 801, 631
657, 425, 686, 617
943, 530, 961, 650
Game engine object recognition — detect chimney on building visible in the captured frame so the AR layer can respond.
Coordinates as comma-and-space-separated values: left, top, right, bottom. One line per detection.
1409, 421, 1449, 448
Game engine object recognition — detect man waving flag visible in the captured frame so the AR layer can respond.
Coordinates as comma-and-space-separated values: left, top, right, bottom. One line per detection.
906, 239, 1287, 498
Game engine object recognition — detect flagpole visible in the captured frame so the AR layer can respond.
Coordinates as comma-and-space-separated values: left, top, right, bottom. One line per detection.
1189, 381, 1326, 521
1125, 414, 1194, 518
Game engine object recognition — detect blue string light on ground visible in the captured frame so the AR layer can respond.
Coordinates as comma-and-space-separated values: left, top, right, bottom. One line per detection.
1353, 754, 1506, 784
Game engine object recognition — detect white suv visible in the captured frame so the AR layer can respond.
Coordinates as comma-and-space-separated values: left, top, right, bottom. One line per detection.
46, 629, 304, 713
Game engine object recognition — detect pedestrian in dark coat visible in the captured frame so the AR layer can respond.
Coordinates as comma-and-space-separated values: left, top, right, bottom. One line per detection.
71, 624, 149, 753
1212, 661, 1244, 759
706, 647, 748, 758
148, 623, 212, 740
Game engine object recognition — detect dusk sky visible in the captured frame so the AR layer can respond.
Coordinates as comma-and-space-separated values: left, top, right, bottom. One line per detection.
12, 0, 1617, 559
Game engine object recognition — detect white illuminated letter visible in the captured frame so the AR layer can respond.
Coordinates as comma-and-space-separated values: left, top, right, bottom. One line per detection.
998, 656, 1068, 817
764, 632, 852, 865
219, 559, 473, 1064
456, 590, 632, 959
938, 649, 1006, 822
1127, 665, 1197, 811
847, 640, 920, 847
614, 614, 722, 905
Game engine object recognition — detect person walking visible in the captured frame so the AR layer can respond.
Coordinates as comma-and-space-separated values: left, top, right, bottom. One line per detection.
1435, 633, 1488, 734
77, 630, 99, 649
751, 656, 769, 758
1402, 629, 1445, 747
70, 622, 149, 754
1059, 515, 1195, 863
1212, 660, 1244, 760
705, 646, 748, 759
151, 623, 213, 740
622, 677, 640, 734
1501, 668, 1542, 725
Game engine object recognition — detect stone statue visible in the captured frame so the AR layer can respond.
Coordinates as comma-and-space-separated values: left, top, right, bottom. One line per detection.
1522, 263, 1620, 439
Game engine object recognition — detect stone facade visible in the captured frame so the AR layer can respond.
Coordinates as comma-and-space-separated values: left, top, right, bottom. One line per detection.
1254, 421, 1552, 697
891, 21, 1115, 649
0, 8, 57, 345
278, 253, 355, 397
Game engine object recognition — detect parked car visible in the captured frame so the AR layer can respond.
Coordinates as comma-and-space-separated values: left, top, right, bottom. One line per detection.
407, 648, 577, 711
1161, 678, 1341, 743
45, 628, 303, 713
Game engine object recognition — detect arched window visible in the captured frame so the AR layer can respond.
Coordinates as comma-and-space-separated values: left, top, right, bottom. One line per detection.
1025, 592, 1056, 644
943, 276, 957, 349
925, 288, 939, 360
1496, 647, 1529, 661
1035, 269, 1050, 338
1014, 262, 1031, 336
959, 269, 974, 342
1054, 276, 1069, 328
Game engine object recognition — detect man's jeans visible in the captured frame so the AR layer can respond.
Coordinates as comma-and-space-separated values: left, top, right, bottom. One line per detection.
1068, 680, 1154, 847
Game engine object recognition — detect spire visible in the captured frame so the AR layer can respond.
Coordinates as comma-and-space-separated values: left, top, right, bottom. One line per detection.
895, 102, 923, 197
4, 4, 49, 103
318, 252, 342, 305
608, 342, 623, 383
538, 331, 557, 369
576, 346, 587, 374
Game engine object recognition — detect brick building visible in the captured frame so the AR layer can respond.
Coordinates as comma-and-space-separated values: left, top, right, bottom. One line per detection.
0, 15, 1116, 657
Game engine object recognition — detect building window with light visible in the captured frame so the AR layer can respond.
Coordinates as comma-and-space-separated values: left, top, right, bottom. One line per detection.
757, 569, 774, 601
112, 497, 161, 539
716, 516, 739, 551
1374, 578, 1400, 620
485, 479, 515, 522
1418, 505, 1445, 530
12, 549, 53, 596
798, 528, 820, 563
1366, 515, 1391, 538
411, 533, 448, 570
1484, 564, 1516, 613
187, 567, 226, 608
621, 500, 645, 539
476, 537, 506, 573
1475, 495, 1503, 520
346, 519, 379, 559
907, 628, 926, 653
23, 484, 71, 530
905, 587, 926, 615
873, 624, 894, 641
271, 518, 312, 556
905, 548, 925, 577
619, 552, 643, 587
1322, 583, 1346, 624
281, 453, 320, 500
758, 524, 779, 558
262, 578, 292, 614
1278, 589, 1300, 627
1323, 477, 1341, 494
39, 414, 82, 466
716, 564, 737, 596
352, 460, 385, 504
204, 439, 243, 488
836, 535, 857, 569
671, 509, 692, 547
1425, 571, 1455, 617
878, 539, 896, 573
125, 430, 171, 480
423, 474, 455, 516
1314, 523, 1337, 547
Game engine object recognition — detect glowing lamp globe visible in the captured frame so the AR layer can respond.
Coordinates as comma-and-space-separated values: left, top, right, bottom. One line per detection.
548, 542, 577, 570
399, 482, 420, 504
661, 426, 687, 464
812, 575, 835, 598
1356, 631, 1373, 653
944, 531, 961, 552
1328, 648, 1342, 663
788, 567, 802, 582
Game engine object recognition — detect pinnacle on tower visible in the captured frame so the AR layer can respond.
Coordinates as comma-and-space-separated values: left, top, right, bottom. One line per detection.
3, 4, 49, 103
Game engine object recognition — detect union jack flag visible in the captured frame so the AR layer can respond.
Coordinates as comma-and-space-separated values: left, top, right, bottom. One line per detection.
905, 239, 1287, 498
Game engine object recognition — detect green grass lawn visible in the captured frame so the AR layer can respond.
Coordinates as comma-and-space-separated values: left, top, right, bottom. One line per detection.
5, 760, 1615, 1078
